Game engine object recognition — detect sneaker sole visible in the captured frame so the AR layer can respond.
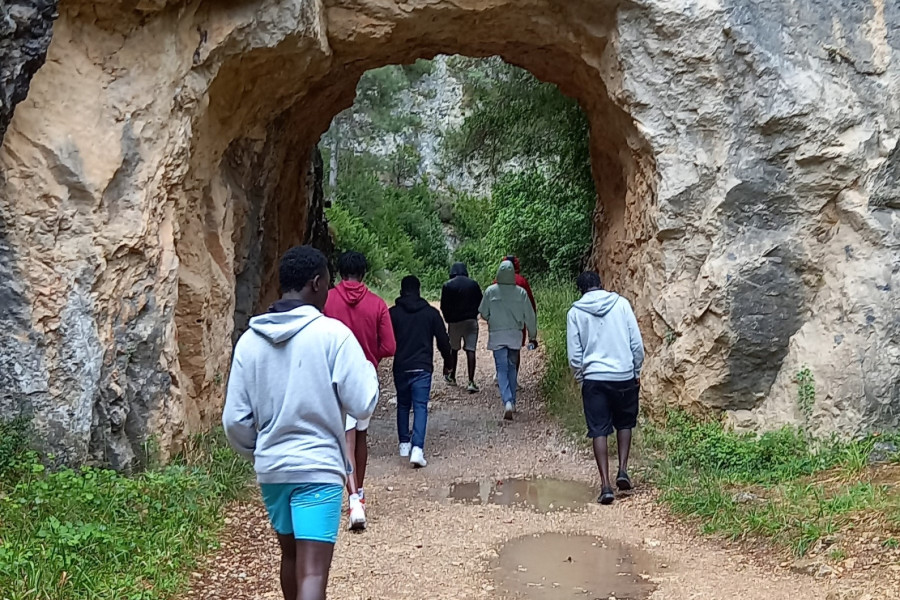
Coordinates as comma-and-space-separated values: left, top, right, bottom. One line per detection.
616, 477, 633, 491
598, 494, 615, 505
411, 462, 426, 468
349, 520, 366, 531
503, 409, 514, 421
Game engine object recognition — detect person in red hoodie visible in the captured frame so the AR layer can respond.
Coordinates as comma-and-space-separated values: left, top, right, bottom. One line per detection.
324, 251, 396, 530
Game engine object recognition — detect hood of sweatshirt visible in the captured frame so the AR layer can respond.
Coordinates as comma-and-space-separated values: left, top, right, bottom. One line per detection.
394, 294, 430, 313
449, 262, 468, 279
334, 280, 369, 307
573, 289, 621, 317
496, 260, 516, 285
249, 304, 323, 344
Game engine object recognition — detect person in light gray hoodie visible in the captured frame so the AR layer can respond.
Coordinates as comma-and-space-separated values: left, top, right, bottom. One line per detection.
223, 245, 379, 600
566, 271, 644, 506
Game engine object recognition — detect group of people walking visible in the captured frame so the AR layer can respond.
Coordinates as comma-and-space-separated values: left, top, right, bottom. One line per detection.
222, 245, 644, 600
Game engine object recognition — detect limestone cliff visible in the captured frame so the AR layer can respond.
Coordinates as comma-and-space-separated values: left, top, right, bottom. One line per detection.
0, 0, 897, 467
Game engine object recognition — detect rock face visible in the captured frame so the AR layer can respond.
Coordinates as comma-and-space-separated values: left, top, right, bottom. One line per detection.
325, 55, 502, 195
0, 0, 897, 467
0, 0, 58, 141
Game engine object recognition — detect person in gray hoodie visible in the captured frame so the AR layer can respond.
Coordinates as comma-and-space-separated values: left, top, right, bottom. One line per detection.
479, 260, 538, 420
223, 245, 379, 600
566, 271, 644, 505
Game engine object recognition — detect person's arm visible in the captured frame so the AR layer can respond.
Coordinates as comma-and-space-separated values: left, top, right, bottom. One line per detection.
433, 309, 452, 362
523, 292, 537, 341
521, 277, 536, 312
377, 300, 397, 361
333, 335, 379, 421
222, 352, 257, 462
625, 303, 645, 381
440, 284, 449, 321
478, 290, 490, 322
566, 309, 585, 383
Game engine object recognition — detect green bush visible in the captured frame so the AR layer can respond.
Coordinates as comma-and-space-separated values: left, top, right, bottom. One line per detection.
326, 203, 385, 275
487, 170, 592, 275
328, 151, 449, 285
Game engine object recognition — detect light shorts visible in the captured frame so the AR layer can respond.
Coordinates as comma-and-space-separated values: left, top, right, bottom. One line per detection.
259, 482, 343, 543
447, 319, 479, 352
345, 415, 371, 432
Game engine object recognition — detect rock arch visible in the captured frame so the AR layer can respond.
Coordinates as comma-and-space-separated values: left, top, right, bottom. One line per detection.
1, 0, 898, 468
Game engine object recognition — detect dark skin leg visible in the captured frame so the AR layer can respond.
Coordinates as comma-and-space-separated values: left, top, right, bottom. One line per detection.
592, 436, 612, 490
445, 350, 458, 380
617, 428, 632, 474
344, 430, 359, 497
296, 538, 335, 600
465, 350, 476, 382
277, 534, 298, 600
355, 430, 368, 490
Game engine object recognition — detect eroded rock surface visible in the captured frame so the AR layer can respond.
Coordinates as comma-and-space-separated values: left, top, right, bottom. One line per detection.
0, 0, 57, 140
0, 0, 897, 467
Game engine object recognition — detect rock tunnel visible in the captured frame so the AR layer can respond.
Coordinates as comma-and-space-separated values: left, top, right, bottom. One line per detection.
0, 0, 898, 469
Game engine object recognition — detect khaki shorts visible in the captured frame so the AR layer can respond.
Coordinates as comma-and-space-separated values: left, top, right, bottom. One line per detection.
448, 319, 479, 352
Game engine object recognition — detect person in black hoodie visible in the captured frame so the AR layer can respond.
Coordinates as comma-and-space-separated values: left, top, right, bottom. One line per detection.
439, 262, 483, 393
389, 276, 452, 468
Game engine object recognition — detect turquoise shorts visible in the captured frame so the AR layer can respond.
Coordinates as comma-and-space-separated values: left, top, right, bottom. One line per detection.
259, 483, 344, 543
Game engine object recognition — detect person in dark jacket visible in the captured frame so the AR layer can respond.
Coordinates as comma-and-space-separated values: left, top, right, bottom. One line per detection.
390, 275, 452, 468
439, 262, 483, 393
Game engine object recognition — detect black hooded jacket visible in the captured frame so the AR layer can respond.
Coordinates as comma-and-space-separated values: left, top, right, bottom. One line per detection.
389, 294, 452, 373
440, 263, 483, 324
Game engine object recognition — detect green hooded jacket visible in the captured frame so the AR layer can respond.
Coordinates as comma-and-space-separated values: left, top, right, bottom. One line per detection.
479, 261, 537, 350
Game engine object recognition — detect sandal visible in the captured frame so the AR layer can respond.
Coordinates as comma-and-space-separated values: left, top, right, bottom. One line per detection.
616, 470, 633, 491
598, 487, 615, 505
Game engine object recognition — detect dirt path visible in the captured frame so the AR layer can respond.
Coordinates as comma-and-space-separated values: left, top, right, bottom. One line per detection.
186, 322, 887, 600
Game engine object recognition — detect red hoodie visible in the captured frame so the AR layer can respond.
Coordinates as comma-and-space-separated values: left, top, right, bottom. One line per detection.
324, 281, 396, 367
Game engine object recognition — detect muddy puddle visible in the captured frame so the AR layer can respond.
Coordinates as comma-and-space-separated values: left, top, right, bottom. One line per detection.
491, 533, 657, 599
441, 477, 595, 513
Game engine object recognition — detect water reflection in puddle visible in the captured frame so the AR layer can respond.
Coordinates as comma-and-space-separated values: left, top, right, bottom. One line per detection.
493, 533, 657, 599
443, 477, 595, 513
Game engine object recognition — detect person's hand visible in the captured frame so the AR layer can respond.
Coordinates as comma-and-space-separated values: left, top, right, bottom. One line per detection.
528, 339, 539, 350
635, 377, 641, 387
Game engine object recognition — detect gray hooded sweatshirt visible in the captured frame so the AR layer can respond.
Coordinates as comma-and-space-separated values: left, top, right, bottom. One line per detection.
566, 290, 644, 383
479, 260, 537, 350
222, 305, 379, 485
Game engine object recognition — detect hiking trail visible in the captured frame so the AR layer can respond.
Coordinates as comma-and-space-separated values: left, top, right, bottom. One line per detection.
184, 320, 888, 599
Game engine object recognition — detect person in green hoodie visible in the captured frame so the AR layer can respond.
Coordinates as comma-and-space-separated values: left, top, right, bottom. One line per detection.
479, 260, 538, 420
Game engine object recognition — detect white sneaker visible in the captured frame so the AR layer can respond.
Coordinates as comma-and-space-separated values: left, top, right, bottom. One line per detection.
503, 402, 514, 421
348, 495, 366, 531
399, 442, 412, 457
410, 446, 427, 468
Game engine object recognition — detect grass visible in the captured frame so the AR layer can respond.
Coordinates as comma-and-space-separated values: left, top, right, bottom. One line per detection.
0, 419, 252, 600
647, 419, 896, 556
534, 281, 584, 436
533, 280, 900, 558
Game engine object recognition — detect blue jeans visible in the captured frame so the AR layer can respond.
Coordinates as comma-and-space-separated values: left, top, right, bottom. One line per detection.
493, 347, 520, 406
395, 370, 433, 450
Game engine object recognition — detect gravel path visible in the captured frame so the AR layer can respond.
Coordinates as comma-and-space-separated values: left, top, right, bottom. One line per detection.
186, 322, 892, 599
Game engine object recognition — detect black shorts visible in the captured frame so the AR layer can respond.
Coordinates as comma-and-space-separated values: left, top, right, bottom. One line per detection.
582, 379, 640, 438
